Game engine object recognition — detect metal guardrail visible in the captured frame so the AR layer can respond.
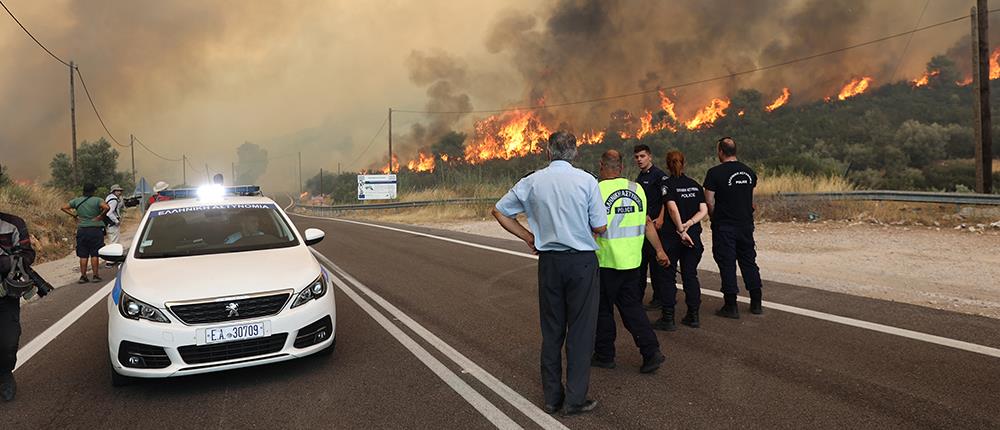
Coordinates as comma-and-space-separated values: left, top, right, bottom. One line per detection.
295, 197, 498, 212
778, 190, 1000, 205
291, 190, 1000, 212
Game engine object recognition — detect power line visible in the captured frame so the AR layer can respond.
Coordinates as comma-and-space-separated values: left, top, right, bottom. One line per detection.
74, 67, 128, 148
394, 11, 986, 115
0, 0, 70, 67
350, 116, 389, 167
888, 0, 932, 83
133, 135, 182, 162
184, 157, 204, 175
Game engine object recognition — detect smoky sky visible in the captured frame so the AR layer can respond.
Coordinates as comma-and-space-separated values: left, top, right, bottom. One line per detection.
0, 0, 988, 190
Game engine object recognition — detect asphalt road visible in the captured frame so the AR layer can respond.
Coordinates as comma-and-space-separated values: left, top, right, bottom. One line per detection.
5, 214, 1000, 429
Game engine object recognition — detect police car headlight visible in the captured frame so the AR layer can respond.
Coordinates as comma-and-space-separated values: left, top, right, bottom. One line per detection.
119, 291, 170, 323
291, 274, 327, 308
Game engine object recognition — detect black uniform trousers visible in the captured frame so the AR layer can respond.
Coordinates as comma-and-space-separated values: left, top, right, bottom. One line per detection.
595, 267, 660, 362
662, 233, 704, 309
711, 225, 763, 294
537, 251, 599, 408
0, 296, 20, 375
638, 239, 669, 303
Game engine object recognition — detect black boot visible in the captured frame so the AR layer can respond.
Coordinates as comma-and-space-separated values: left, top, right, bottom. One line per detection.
0, 372, 15, 402
681, 305, 700, 328
750, 289, 763, 315
716, 293, 739, 319
653, 307, 677, 331
640, 351, 665, 374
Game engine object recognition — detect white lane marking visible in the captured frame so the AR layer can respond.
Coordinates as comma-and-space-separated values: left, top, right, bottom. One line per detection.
14, 281, 115, 372
324, 261, 522, 430
294, 213, 537, 260
701, 289, 1000, 358
299, 215, 1000, 360
313, 250, 569, 430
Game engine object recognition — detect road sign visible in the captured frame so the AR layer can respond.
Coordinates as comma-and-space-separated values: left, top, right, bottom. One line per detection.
357, 174, 397, 200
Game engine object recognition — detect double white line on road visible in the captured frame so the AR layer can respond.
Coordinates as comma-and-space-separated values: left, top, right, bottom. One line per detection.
311, 216, 1000, 360
312, 250, 568, 430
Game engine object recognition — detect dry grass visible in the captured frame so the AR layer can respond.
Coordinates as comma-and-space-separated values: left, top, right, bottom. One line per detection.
302, 171, 997, 227
756, 171, 855, 195
758, 197, 1000, 226
0, 183, 75, 262
398, 184, 507, 202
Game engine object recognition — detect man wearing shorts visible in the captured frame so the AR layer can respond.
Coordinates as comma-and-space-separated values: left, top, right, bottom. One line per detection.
61, 183, 110, 283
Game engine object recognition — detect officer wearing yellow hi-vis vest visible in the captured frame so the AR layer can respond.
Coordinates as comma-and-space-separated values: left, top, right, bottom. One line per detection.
592, 150, 669, 374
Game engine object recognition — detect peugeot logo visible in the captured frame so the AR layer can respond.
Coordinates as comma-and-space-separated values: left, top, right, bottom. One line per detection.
225, 302, 240, 317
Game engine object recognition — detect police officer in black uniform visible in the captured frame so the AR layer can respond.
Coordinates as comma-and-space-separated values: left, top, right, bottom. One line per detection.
703, 137, 763, 318
632, 144, 669, 310
1, 212, 37, 401
654, 150, 708, 331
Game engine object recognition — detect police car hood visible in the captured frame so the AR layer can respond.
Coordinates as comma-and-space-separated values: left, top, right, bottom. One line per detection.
119, 245, 322, 305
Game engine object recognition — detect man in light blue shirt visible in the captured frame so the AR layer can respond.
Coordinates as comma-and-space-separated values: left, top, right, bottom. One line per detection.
492, 131, 607, 416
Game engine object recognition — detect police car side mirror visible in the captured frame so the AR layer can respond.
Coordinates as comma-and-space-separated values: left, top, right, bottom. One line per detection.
304, 228, 325, 246
98, 243, 127, 263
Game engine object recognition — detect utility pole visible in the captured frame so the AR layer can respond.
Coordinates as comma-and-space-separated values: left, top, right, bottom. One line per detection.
205, 163, 210, 183
298, 152, 302, 195
319, 168, 324, 195
972, 1, 993, 194
232, 162, 236, 185
182, 155, 187, 186
338, 162, 341, 175
129, 134, 136, 186
388, 108, 393, 174
69, 61, 78, 181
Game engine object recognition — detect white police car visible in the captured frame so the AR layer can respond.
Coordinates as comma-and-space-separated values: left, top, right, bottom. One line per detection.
99, 185, 335, 385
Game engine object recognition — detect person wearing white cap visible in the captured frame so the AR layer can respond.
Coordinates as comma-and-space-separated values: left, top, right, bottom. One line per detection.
148, 181, 172, 206
104, 184, 124, 247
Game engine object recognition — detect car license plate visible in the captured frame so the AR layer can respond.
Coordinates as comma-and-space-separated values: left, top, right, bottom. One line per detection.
200, 321, 270, 345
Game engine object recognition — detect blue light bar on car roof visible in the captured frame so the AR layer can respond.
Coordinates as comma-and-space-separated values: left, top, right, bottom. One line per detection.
159, 185, 262, 199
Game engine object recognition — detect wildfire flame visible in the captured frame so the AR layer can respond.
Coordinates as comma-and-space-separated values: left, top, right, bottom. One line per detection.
837, 77, 873, 101
658, 90, 679, 123
911, 70, 940, 87
406, 151, 436, 173
635, 110, 673, 139
765, 88, 791, 112
579, 130, 605, 145
440, 154, 450, 162
684, 98, 731, 130
378, 154, 399, 174
990, 48, 1000, 80
464, 110, 552, 163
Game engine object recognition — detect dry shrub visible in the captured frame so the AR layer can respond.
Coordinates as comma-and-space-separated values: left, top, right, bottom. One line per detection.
759, 196, 999, 226
398, 184, 507, 203
0, 183, 75, 262
756, 171, 855, 195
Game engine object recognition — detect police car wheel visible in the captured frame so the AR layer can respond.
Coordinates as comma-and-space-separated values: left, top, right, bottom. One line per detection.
110, 366, 140, 387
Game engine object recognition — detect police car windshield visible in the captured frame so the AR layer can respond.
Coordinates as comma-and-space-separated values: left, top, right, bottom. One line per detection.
135, 204, 298, 259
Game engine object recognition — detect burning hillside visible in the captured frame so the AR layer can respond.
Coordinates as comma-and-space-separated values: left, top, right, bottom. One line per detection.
464, 110, 553, 164
837, 77, 873, 100
766, 88, 791, 111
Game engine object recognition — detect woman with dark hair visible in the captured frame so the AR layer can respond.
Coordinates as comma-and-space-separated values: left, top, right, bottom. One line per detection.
653, 150, 708, 330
